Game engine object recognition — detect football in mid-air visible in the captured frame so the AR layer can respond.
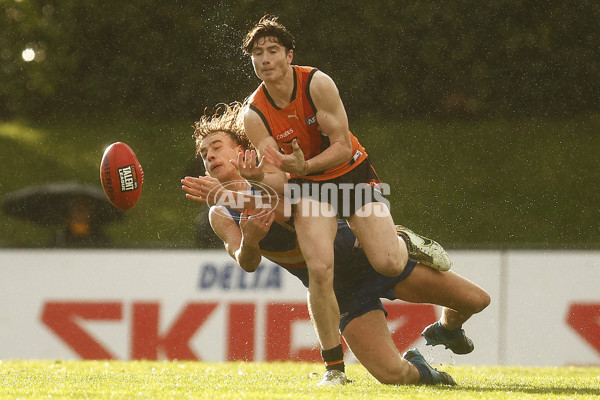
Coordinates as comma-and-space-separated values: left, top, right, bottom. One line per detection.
100, 142, 144, 210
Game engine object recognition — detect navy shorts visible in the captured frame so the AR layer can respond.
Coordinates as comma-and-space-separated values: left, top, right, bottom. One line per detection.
281, 221, 416, 334
335, 258, 417, 333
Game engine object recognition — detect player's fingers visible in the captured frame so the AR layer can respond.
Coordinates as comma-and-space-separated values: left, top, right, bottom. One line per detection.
250, 150, 260, 167
259, 155, 272, 166
183, 176, 210, 189
181, 177, 197, 187
292, 139, 305, 159
245, 150, 252, 168
265, 211, 275, 226
240, 209, 250, 222
181, 181, 198, 194
263, 145, 276, 157
263, 146, 282, 168
185, 193, 206, 203
256, 156, 269, 170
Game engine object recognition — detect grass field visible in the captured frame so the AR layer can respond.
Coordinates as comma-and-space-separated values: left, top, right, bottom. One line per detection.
1, 361, 599, 399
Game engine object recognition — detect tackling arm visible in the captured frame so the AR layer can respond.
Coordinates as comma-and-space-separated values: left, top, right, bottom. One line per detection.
304, 71, 353, 174
242, 110, 288, 194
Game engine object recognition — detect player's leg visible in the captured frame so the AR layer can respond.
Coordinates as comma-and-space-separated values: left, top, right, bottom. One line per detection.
394, 264, 490, 326
294, 197, 345, 381
343, 310, 455, 385
394, 264, 490, 353
342, 310, 419, 384
346, 202, 407, 277
342, 158, 450, 274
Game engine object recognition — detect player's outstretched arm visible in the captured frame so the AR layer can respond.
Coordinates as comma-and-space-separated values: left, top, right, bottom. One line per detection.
182, 175, 277, 212
181, 176, 224, 205
306, 71, 353, 173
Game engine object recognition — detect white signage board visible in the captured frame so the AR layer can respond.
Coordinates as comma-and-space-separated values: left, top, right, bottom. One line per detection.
1, 250, 599, 366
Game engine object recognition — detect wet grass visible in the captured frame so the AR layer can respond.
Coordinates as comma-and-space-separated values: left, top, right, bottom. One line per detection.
1, 360, 599, 399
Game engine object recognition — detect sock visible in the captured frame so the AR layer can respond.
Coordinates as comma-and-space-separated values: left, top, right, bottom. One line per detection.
321, 344, 345, 373
439, 321, 463, 336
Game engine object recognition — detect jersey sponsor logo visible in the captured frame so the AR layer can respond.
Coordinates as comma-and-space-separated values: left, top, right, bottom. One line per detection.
276, 128, 294, 140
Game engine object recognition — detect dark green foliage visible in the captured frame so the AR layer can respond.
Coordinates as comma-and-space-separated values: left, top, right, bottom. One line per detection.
2, 1, 599, 119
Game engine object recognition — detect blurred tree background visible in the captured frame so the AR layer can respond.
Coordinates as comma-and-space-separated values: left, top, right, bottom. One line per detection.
3, 0, 599, 119
1, 0, 598, 249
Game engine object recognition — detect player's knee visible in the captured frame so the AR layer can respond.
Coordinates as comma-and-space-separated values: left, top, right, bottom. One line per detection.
306, 261, 334, 287
371, 255, 406, 277
465, 289, 491, 314
474, 290, 491, 313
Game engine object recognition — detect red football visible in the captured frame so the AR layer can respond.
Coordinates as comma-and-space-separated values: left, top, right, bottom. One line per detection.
100, 142, 144, 210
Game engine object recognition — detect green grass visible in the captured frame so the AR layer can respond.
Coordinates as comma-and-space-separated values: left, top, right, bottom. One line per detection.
353, 114, 600, 249
1, 361, 599, 399
0, 118, 203, 248
1, 114, 599, 249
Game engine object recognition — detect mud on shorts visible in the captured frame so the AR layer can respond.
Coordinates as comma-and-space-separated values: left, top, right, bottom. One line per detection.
287, 157, 389, 218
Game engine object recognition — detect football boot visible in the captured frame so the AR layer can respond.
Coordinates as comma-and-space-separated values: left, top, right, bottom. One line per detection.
422, 321, 474, 355
403, 349, 457, 386
396, 225, 452, 271
317, 370, 350, 386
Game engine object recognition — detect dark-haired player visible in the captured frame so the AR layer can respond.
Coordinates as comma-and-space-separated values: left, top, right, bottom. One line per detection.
237, 15, 451, 384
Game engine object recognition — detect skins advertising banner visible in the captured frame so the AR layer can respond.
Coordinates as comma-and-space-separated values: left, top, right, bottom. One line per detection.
0, 249, 599, 366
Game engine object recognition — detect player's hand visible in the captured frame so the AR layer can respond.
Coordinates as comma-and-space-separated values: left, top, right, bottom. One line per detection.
181, 176, 228, 206
239, 208, 275, 242
236, 149, 269, 183
263, 139, 308, 176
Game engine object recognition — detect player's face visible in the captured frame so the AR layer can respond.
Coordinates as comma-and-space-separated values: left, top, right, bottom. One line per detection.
250, 36, 293, 83
199, 133, 241, 181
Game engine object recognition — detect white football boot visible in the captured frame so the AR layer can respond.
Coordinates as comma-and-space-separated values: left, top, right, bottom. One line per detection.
396, 225, 452, 271
317, 370, 349, 386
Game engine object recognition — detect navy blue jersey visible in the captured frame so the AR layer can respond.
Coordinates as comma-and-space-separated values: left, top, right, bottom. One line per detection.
224, 207, 416, 332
